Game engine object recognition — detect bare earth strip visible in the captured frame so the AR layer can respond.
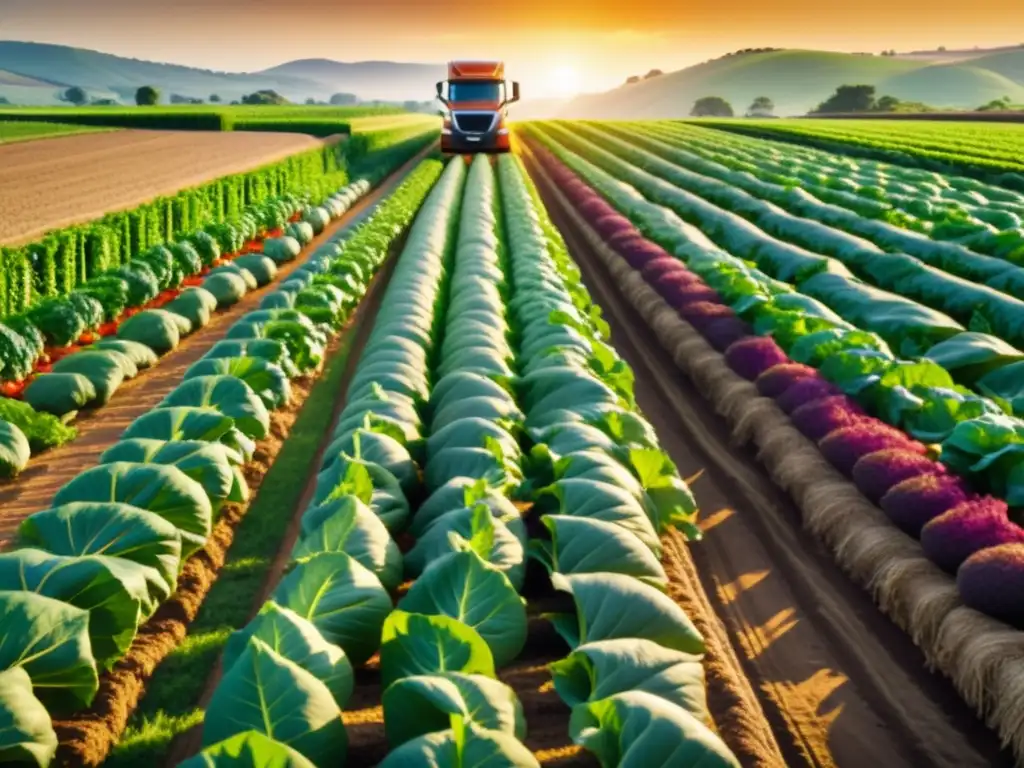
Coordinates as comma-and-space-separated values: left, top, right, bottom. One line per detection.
0, 129, 333, 246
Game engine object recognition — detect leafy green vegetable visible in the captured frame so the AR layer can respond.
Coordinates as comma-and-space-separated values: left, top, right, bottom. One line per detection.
0, 666, 57, 767
378, 719, 539, 767
379, 611, 496, 690
202, 637, 347, 766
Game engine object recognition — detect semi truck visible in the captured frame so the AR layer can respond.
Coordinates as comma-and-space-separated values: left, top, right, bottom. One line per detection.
436, 60, 520, 154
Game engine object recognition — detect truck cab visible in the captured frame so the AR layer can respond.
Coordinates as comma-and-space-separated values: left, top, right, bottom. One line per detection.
436, 61, 520, 154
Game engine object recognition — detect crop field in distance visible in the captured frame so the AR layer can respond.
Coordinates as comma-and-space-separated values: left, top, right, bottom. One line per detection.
696, 117, 1024, 179
0, 119, 113, 144
4, 94, 1024, 768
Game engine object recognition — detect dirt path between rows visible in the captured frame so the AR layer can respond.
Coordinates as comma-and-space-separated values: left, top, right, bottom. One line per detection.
528, 155, 1014, 768
0, 130, 335, 246
0, 149, 428, 550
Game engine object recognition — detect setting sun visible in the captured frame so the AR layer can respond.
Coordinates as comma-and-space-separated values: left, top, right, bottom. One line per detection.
551, 65, 582, 96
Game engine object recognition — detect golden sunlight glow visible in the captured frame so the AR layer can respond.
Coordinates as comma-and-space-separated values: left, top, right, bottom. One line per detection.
551, 65, 582, 96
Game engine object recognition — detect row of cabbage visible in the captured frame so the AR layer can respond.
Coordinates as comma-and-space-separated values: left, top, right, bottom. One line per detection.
0, 157, 445, 768
0, 182, 367, 482
534, 124, 1024, 508
571, 122, 1024, 358
182, 153, 740, 766
526, 132, 1024, 627
656, 122, 1024, 253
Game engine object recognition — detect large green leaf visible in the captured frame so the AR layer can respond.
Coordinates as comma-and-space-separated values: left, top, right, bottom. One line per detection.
202, 637, 346, 766
121, 406, 244, 462
924, 332, 1024, 386
569, 691, 739, 768
161, 376, 271, 440
404, 505, 525, 591
0, 666, 57, 767
223, 602, 354, 708
314, 458, 410, 533
0, 421, 30, 479
378, 719, 539, 767
379, 611, 495, 690
293, 495, 403, 591
0, 549, 154, 670
534, 515, 667, 589
180, 730, 315, 767
398, 550, 527, 667
409, 478, 520, 539
547, 572, 705, 655
549, 639, 707, 720
183, 357, 292, 410
538, 478, 660, 555
0, 591, 98, 711
18, 502, 182, 603
271, 552, 391, 666
52, 462, 213, 558
382, 672, 525, 749
100, 438, 247, 507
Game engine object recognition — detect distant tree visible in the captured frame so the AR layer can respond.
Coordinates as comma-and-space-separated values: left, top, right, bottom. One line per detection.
811, 84, 876, 114
0, 96, 9, 105
305, 97, 316, 105
746, 96, 774, 117
938, 45, 947, 51
329, 92, 358, 106
209, 94, 221, 103
135, 85, 160, 106
874, 95, 902, 112
625, 75, 641, 85
402, 100, 420, 112
90, 98, 118, 106
62, 86, 88, 106
978, 96, 1013, 111
643, 69, 664, 79
241, 90, 289, 105
690, 96, 734, 117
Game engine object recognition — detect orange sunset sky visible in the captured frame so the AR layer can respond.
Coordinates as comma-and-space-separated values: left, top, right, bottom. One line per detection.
2, 0, 1023, 97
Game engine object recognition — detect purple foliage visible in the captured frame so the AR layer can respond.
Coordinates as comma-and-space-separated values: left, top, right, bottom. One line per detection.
819, 422, 927, 477
919, 499, 1018, 569
594, 214, 635, 239
774, 376, 842, 414
618, 239, 671, 270
659, 283, 722, 308
579, 197, 610, 219
880, 473, 972, 537
642, 258, 690, 281
789, 396, 867, 442
957, 544, 1024, 627
700, 317, 754, 352
921, 498, 1024, 573
723, 336, 790, 381
755, 363, 819, 399
851, 449, 946, 504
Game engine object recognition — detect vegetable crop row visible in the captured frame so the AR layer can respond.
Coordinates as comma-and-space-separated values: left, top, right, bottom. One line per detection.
531, 123, 1024, 505
182, 153, 741, 766
0, 155, 445, 768
525, 131, 1024, 629
559, 122, 1024, 358
638, 122, 1024, 261
0, 131, 436, 477
694, 119, 1024, 190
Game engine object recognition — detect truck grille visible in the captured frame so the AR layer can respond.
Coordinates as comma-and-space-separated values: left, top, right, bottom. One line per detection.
453, 112, 495, 133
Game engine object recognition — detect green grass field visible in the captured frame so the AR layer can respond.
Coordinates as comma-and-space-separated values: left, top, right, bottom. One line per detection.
695, 118, 1024, 182
0, 120, 113, 144
0, 104, 417, 134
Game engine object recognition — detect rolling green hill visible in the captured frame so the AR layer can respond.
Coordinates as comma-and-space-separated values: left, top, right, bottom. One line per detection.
559, 48, 1024, 118
967, 49, 1024, 84
0, 41, 439, 106
878, 64, 1024, 107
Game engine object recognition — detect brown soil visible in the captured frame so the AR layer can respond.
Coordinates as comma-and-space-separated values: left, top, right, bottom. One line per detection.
0, 129, 332, 246
526, 150, 1014, 768
0, 148, 427, 551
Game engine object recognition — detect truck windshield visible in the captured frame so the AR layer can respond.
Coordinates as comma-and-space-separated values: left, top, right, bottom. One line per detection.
448, 81, 503, 103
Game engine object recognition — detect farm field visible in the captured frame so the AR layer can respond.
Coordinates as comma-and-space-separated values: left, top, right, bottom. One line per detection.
696, 117, 1024, 184
0, 130, 334, 245
0, 120, 113, 144
0, 105, 417, 133
2, 112, 1024, 768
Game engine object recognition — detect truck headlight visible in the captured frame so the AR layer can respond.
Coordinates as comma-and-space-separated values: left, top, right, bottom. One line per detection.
497, 128, 509, 135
